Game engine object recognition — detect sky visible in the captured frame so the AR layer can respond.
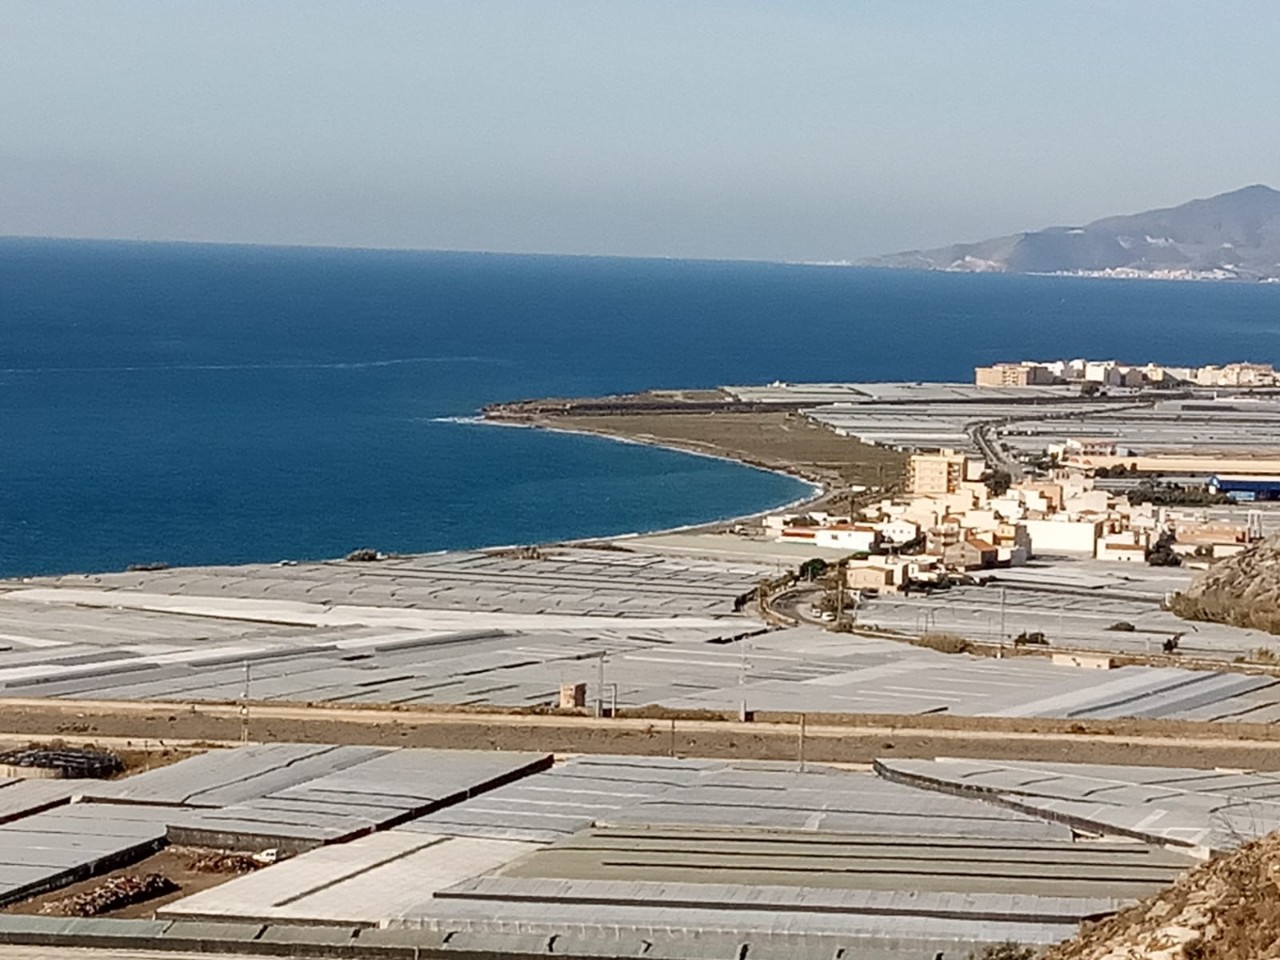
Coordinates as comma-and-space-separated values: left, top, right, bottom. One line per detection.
3, 1, 1279, 261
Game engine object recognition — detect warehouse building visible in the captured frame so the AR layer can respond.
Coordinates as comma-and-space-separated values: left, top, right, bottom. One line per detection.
1208, 474, 1280, 502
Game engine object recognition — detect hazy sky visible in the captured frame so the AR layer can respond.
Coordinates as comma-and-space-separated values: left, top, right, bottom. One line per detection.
3, 1, 1278, 261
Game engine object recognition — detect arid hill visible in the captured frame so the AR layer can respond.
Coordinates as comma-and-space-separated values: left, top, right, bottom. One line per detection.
1043, 832, 1280, 960
1169, 535, 1280, 635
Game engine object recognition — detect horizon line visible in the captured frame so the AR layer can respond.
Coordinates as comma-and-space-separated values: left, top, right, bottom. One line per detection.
0, 232, 854, 269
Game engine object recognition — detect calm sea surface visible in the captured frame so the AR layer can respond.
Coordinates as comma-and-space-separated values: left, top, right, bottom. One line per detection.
2, 238, 1279, 577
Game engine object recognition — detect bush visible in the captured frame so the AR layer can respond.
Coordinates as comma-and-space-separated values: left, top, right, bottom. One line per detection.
968, 943, 1036, 960
1251, 647, 1280, 664
798, 558, 828, 581
912, 632, 971, 654
1147, 530, 1182, 567
985, 469, 1012, 497
1128, 481, 1230, 507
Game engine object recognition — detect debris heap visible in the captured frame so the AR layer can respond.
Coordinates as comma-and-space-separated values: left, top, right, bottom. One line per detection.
40, 874, 178, 917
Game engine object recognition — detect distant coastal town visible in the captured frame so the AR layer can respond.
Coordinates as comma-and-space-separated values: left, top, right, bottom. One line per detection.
974, 357, 1278, 388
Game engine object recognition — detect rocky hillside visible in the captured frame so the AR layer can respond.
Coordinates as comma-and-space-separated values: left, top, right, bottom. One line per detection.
862, 185, 1280, 280
1168, 535, 1280, 635
1042, 832, 1280, 960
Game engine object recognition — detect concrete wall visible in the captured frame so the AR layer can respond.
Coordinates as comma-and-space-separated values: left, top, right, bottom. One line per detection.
1022, 519, 1101, 557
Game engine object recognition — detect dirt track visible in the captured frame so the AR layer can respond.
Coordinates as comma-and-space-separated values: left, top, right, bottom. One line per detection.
8, 698, 1280, 770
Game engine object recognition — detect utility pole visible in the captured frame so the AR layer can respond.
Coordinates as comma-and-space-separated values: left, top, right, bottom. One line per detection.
595, 651, 606, 719
240, 661, 251, 744
836, 564, 845, 622
999, 587, 1007, 640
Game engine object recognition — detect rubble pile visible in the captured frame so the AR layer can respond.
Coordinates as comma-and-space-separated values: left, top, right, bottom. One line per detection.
1044, 833, 1280, 960
187, 851, 262, 874
0, 746, 123, 779
40, 874, 179, 917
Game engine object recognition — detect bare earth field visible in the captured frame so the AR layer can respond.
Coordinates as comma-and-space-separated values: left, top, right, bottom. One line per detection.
552, 411, 904, 489
10, 699, 1280, 770
2, 848, 244, 920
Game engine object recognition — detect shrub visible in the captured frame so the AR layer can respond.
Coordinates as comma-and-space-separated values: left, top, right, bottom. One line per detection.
913, 632, 971, 654
798, 558, 828, 581
1013, 630, 1049, 646
968, 943, 1037, 960
985, 469, 1012, 497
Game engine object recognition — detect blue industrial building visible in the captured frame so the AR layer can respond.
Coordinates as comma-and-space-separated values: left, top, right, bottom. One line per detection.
1208, 475, 1280, 501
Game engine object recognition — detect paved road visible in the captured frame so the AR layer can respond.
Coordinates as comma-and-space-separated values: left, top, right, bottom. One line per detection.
770, 584, 826, 625
969, 419, 1025, 479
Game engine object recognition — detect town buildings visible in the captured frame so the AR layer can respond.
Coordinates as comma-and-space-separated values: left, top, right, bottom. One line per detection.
769, 452, 1264, 583
974, 362, 1056, 387
905, 449, 984, 496
974, 358, 1278, 390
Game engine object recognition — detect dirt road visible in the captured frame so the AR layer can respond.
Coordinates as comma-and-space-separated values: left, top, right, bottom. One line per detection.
8, 697, 1280, 769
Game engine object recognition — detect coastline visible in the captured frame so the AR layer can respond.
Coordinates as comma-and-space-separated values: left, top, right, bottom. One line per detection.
468, 395, 906, 547
448, 414, 828, 542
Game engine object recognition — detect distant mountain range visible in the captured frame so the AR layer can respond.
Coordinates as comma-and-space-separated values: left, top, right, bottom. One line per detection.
861, 185, 1280, 281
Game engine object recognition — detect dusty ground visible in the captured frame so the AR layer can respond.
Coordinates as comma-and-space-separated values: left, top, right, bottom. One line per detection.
549, 410, 906, 495
2, 847, 251, 919
9, 700, 1280, 770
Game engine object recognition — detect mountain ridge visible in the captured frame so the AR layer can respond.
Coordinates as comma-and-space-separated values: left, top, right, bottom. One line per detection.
862, 185, 1280, 281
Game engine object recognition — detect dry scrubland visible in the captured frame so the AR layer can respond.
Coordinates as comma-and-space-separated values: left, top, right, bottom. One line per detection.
550, 410, 906, 497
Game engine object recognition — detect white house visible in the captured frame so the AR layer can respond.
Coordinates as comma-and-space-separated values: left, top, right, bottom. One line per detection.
876, 519, 920, 546
1021, 518, 1102, 557
813, 524, 880, 552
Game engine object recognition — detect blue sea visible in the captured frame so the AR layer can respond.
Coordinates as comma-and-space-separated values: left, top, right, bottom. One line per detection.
2, 238, 1279, 578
